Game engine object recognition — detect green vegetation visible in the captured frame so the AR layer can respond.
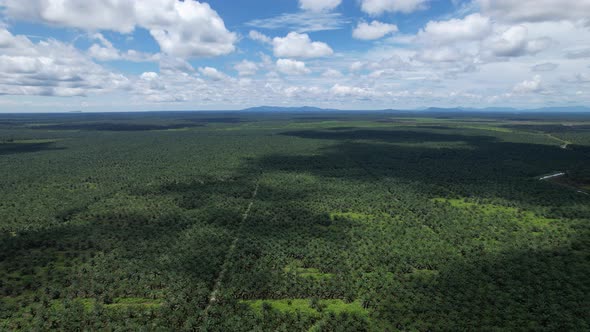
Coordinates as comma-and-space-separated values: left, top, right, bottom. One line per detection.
1, 111, 589, 331
243, 299, 367, 316
432, 197, 555, 224
284, 260, 334, 279
329, 211, 389, 222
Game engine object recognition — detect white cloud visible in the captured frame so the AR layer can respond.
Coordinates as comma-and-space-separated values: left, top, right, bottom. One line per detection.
87, 33, 120, 61
276, 59, 311, 75
513, 75, 543, 93
248, 30, 272, 44
360, 0, 430, 15
87, 33, 158, 62
198, 67, 227, 81
487, 26, 551, 57
283, 86, 323, 98
273, 32, 333, 58
0, 28, 31, 49
147, 1, 236, 58
366, 55, 412, 71
353, 21, 398, 40
1, 0, 237, 58
0, 28, 129, 97
479, 0, 590, 24
350, 61, 365, 72
299, 0, 341, 12
159, 56, 195, 74
322, 69, 344, 78
414, 47, 465, 63
246, 11, 349, 33
134, 70, 194, 102
235, 60, 259, 76
330, 84, 375, 97
2, 0, 138, 33
140, 72, 159, 81
418, 14, 492, 44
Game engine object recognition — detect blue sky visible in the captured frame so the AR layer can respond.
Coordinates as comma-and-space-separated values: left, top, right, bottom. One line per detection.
0, 0, 589, 112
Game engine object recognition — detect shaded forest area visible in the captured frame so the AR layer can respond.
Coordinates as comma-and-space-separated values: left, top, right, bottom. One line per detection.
1, 111, 589, 331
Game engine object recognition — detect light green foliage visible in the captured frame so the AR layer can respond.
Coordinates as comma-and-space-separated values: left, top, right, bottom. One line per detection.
242, 299, 367, 316
329, 211, 389, 222
107, 298, 163, 309
284, 260, 334, 279
432, 198, 555, 225
455, 125, 513, 133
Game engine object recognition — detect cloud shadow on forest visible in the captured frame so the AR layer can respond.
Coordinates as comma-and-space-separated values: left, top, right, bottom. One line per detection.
30, 122, 205, 132
239, 127, 590, 329
0, 142, 65, 156
282, 129, 497, 144
250, 128, 590, 211
384, 232, 590, 330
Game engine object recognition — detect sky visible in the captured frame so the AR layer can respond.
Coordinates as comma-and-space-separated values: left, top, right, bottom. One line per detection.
0, 0, 589, 112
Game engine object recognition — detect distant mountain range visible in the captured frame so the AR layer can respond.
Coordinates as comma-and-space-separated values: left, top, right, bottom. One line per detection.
242, 106, 340, 112
420, 106, 590, 113
242, 106, 590, 113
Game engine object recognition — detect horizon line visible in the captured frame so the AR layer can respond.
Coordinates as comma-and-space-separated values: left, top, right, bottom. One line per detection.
1, 105, 590, 114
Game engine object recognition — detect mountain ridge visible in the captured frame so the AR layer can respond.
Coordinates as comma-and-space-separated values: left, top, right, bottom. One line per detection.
241, 106, 590, 113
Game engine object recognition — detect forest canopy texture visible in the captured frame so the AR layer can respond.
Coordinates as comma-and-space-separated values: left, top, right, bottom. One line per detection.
1, 111, 589, 331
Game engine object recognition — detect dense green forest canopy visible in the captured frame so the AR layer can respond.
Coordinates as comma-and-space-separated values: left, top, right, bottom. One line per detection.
1, 111, 589, 331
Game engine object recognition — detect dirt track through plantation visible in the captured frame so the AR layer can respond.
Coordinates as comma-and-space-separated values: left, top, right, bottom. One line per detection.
202, 181, 260, 321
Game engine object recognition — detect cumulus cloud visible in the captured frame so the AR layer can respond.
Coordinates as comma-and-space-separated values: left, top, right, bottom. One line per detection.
249, 30, 272, 44
487, 26, 551, 57
234, 60, 259, 76
322, 69, 344, 78
418, 14, 492, 44
299, 0, 341, 12
350, 61, 365, 72
140, 72, 159, 81
330, 84, 375, 97
276, 59, 311, 75
283, 86, 323, 98
133, 62, 253, 104
1, 0, 237, 58
414, 47, 466, 63
2, 0, 138, 33
134, 70, 194, 102
273, 32, 333, 58
479, 0, 590, 23
159, 56, 195, 74
366, 55, 412, 71
0, 28, 129, 97
198, 67, 227, 81
87, 33, 158, 62
360, 0, 430, 15
353, 21, 398, 40
513, 75, 544, 93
